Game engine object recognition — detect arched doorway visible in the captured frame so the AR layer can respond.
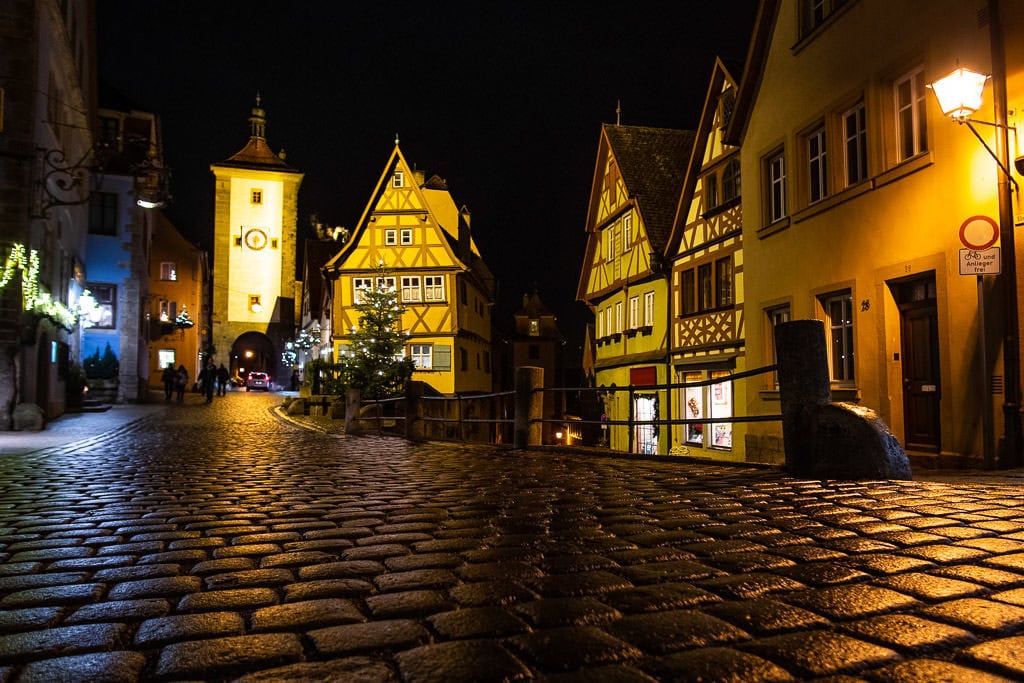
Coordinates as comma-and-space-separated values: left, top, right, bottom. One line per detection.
230, 331, 276, 385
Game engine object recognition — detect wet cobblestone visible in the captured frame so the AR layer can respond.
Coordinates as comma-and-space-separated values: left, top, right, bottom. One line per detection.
0, 393, 1021, 680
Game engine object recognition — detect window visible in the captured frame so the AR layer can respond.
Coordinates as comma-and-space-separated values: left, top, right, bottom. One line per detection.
767, 305, 791, 387
410, 344, 432, 369
605, 307, 614, 338
401, 276, 421, 302
529, 319, 540, 336
843, 102, 868, 186
460, 348, 468, 371
424, 275, 445, 301
377, 276, 396, 292
801, 0, 848, 35
249, 294, 262, 312
528, 344, 540, 360
353, 277, 372, 304
251, 189, 262, 204
615, 301, 623, 334
596, 310, 603, 339
682, 370, 734, 450
895, 67, 928, 161
385, 229, 397, 246
159, 300, 176, 322
88, 192, 117, 235
823, 291, 854, 382
87, 283, 115, 328
644, 291, 655, 327
393, 171, 404, 188
628, 296, 639, 329
767, 150, 786, 222
400, 229, 412, 245
704, 172, 718, 210
680, 270, 696, 316
722, 158, 741, 201
715, 256, 733, 307
621, 214, 632, 252
697, 263, 713, 311
605, 225, 616, 260
484, 351, 491, 373
158, 349, 175, 369
433, 345, 452, 371
160, 262, 177, 281
807, 125, 828, 203
98, 116, 119, 146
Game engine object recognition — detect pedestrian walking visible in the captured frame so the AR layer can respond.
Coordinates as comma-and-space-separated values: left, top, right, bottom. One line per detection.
216, 364, 229, 396
161, 363, 175, 401
200, 360, 216, 403
175, 365, 188, 402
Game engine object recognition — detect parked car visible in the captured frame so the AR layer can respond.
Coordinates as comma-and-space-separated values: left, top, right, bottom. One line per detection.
246, 371, 270, 392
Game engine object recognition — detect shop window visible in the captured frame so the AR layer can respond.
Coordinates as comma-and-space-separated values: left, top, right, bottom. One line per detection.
681, 370, 733, 449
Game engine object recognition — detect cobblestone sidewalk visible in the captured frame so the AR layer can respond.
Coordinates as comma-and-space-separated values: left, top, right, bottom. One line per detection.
0, 394, 1021, 681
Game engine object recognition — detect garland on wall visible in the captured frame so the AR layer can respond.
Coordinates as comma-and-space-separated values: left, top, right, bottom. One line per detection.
0, 243, 78, 332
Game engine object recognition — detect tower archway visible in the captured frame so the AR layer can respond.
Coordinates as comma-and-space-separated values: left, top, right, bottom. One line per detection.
230, 331, 276, 384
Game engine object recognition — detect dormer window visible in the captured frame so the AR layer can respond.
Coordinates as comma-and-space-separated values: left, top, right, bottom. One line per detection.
529, 319, 540, 336
393, 171, 404, 188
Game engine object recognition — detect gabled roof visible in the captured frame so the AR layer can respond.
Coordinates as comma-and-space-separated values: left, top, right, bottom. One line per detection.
602, 124, 695, 252
666, 57, 740, 256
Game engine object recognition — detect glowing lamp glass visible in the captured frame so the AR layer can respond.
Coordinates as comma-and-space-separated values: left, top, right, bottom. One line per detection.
929, 68, 988, 120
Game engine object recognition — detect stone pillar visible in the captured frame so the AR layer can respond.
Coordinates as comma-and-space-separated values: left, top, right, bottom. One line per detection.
775, 320, 832, 474
405, 381, 424, 441
344, 388, 361, 434
514, 366, 543, 449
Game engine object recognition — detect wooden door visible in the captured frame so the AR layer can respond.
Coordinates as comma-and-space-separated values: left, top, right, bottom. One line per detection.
896, 277, 940, 450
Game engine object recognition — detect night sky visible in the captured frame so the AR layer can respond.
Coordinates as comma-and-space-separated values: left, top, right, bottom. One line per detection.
97, 1, 758, 350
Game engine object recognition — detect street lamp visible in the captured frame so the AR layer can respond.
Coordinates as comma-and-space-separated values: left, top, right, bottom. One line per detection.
928, 20, 1021, 469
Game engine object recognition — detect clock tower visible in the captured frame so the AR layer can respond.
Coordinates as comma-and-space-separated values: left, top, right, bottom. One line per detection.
210, 96, 303, 384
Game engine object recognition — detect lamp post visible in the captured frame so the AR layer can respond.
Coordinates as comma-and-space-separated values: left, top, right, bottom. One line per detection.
928, 0, 1021, 468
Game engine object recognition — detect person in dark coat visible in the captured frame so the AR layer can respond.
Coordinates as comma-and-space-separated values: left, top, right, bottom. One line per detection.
175, 365, 188, 402
200, 360, 216, 403
216, 364, 230, 396
161, 363, 175, 401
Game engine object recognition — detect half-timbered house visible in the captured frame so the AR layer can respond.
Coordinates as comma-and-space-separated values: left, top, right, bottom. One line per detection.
577, 124, 694, 454
322, 142, 494, 395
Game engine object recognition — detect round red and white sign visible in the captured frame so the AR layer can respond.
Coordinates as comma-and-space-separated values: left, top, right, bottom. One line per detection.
959, 215, 999, 250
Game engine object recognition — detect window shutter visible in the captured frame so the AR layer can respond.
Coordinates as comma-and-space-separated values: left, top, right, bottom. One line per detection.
433, 345, 452, 371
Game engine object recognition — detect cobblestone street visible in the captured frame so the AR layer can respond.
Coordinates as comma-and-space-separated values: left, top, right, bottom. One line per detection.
0, 393, 1022, 681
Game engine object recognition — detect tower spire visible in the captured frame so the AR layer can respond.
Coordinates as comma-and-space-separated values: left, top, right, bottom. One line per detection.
249, 92, 266, 139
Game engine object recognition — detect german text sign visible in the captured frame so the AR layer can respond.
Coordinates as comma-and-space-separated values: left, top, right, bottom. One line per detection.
959, 247, 1001, 275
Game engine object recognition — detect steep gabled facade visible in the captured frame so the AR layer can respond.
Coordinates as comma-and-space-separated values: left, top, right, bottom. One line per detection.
727, 0, 1024, 469
665, 59, 746, 461
323, 143, 494, 395
577, 124, 694, 454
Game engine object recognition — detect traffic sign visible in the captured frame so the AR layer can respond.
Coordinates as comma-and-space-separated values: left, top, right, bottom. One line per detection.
959, 247, 1001, 275
959, 215, 999, 250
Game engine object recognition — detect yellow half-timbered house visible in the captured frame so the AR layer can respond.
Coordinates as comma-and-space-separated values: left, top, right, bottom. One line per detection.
578, 124, 694, 454
323, 142, 494, 395
666, 59, 747, 461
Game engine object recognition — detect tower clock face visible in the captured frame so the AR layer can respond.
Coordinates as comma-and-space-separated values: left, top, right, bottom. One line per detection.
244, 228, 268, 250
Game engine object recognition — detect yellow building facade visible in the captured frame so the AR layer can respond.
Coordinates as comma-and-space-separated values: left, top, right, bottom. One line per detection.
209, 97, 303, 385
578, 124, 694, 454
323, 143, 494, 396
666, 59, 747, 462
729, 0, 1024, 468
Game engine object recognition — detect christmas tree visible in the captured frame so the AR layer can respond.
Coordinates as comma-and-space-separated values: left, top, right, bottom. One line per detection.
338, 262, 415, 399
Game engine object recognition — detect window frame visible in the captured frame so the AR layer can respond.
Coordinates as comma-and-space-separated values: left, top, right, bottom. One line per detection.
615, 301, 623, 334
704, 171, 718, 210
251, 189, 263, 205
722, 158, 741, 203
821, 290, 855, 385
400, 228, 413, 245
353, 277, 372, 304
384, 229, 397, 246
159, 262, 177, 282
409, 343, 432, 369
680, 270, 697, 316
88, 192, 118, 235
423, 275, 445, 302
393, 171, 404, 188
766, 304, 791, 388
621, 214, 632, 253
87, 282, 116, 329
715, 256, 734, 308
643, 291, 655, 327
401, 275, 422, 302
895, 66, 928, 162
807, 124, 828, 204
628, 296, 639, 330
843, 101, 868, 186
766, 149, 787, 223
697, 263, 714, 312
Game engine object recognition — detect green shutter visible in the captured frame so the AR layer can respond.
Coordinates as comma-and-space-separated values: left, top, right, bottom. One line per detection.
433, 345, 451, 371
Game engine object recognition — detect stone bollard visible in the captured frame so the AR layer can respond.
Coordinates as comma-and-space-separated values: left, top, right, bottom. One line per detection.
344, 388, 362, 435
775, 320, 911, 480
405, 381, 425, 442
775, 320, 832, 475
514, 366, 544, 449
